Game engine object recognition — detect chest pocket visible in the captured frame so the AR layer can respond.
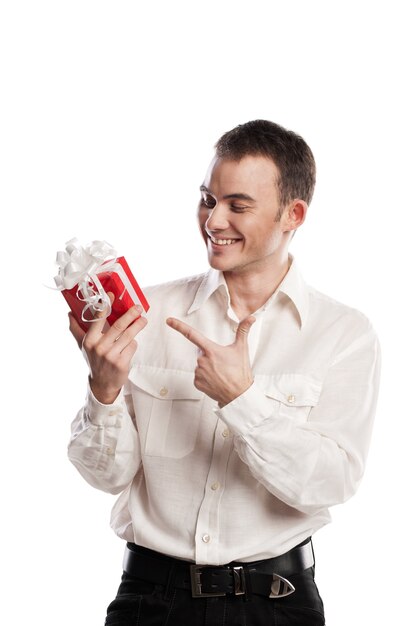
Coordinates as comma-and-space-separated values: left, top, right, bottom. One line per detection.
258, 373, 322, 423
128, 366, 203, 459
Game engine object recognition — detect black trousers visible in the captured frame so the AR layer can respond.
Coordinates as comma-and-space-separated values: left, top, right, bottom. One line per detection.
104, 553, 325, 626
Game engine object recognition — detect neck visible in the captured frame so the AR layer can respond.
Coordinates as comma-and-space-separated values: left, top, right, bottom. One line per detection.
223, 252, 291, 320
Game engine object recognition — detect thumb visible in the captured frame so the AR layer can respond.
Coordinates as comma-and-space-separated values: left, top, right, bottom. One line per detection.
234, 315, 256, 347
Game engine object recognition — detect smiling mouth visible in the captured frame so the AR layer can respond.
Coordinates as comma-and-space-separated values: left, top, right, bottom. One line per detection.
209, 236, 241, 246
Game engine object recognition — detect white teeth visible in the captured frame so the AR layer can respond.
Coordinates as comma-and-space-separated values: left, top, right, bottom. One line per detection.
211, 237, 237, 245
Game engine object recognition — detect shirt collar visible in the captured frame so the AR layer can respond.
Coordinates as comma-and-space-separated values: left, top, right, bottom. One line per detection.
187, 269, 229, 315
187, 256, 309, 328
277, 257, 310, 328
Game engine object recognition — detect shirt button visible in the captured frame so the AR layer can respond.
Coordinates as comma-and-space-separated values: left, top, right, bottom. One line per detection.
222, 428, 230, 438
287, 394, 296, 404
159, 387, 168, 397
105, 447, 114, 455
211, 482, 220, 491
202, 534, 211, 543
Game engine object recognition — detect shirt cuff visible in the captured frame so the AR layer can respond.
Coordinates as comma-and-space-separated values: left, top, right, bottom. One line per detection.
85, 383, 125, 427
215, 382, 274, 435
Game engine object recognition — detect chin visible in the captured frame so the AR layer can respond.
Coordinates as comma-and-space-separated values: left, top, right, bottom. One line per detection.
208, 256, 241, 274
208, 256, 225, 270
207, 255, 229, 271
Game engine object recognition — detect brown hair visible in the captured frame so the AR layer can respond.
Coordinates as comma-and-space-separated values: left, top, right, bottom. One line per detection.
215, 120, 316, 207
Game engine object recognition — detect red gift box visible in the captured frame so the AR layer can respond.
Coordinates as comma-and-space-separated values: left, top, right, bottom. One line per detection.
60, 255, 149, 332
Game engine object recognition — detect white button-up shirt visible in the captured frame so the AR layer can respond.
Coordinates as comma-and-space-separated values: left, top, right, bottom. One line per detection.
68, 258, 380, 565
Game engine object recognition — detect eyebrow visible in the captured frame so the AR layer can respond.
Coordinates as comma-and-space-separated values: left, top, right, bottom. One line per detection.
200, 185, 256, 203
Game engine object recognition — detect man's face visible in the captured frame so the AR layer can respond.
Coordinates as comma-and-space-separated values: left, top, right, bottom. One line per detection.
198, 155, 290, 274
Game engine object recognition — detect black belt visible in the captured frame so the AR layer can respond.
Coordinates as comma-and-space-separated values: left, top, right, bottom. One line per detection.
123, 539, 314, 599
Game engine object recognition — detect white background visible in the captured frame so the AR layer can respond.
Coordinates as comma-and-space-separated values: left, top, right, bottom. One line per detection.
1, 1, 418, 624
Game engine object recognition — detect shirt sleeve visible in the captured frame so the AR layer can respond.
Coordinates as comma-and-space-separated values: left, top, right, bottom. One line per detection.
67, 380, 141, 495
216, 326, 381, 515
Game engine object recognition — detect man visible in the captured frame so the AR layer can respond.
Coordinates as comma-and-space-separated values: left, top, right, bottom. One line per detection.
68, 120, 380, 625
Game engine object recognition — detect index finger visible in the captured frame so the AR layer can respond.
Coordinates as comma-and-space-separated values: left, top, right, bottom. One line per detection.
166, 317, 213, 352
84, 292, 115, 341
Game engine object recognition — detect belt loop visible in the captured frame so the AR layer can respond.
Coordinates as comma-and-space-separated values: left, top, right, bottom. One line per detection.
163, 562, 176, 601
243, 565, 253, 602
311, 540, 316, 571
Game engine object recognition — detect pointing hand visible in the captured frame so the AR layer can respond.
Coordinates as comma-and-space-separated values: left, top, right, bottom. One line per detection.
166, 316, 256, 407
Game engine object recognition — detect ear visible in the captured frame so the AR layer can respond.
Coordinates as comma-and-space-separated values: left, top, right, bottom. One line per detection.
280, 199, 308, 232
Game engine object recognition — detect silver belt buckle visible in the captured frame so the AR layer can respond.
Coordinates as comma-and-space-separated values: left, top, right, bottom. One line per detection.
190, 565, 226, 598
190, 565, 246, 598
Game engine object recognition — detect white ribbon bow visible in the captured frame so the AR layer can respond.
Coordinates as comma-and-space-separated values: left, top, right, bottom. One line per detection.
54, 238, 119, 322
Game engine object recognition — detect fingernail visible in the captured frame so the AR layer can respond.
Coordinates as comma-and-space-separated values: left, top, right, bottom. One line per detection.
135, 305, 143, 312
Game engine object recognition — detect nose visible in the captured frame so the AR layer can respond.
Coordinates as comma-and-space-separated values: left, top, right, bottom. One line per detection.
205, 203, 230, 233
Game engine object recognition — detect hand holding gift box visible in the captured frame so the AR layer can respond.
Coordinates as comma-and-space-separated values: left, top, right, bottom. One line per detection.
54, 238, 149, 332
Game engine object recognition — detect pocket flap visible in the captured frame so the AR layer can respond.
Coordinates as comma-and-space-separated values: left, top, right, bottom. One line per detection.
128, 365, 202, 400
259, 373, 322, 406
